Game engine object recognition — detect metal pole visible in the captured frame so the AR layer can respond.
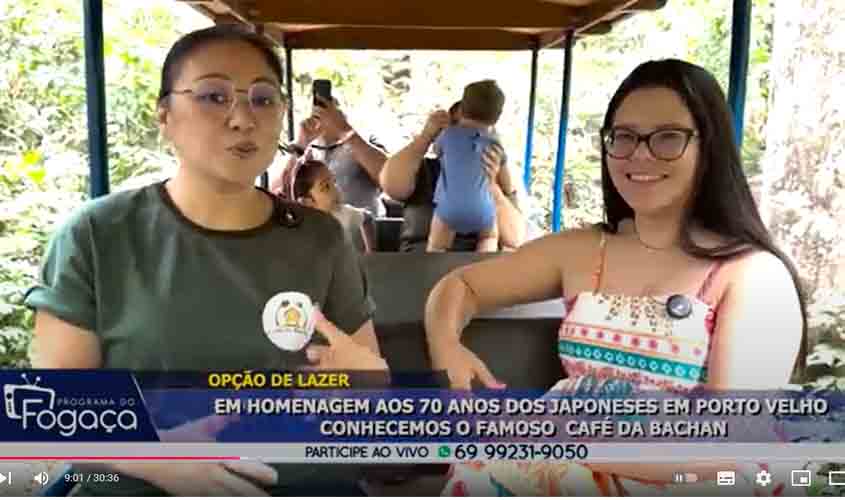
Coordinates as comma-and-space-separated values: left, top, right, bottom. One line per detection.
727, 0, 751, 150
551, 33, 573, 232
523, 47, 539, 192
285, 46, 295, 143
82, 0, 109, 198
257, 23, 269, 188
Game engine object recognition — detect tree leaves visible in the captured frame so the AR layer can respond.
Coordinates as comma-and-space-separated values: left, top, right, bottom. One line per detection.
0, 0, 196, 368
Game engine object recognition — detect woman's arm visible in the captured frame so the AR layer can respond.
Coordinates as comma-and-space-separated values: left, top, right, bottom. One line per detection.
425, 233, 568, 348
311, 98, 387, 184
379, 135, 429, 200
350, 319, 381, 357
481, 145, 525, 248
492, 184, 525, 249
425, 233, 577, 388
344, 133, 388, 185
320, 220, 382, 359
31, 311, 101, 368
706, 251, 803, 390
307, 313, 388, 373
379, 110, 449, 201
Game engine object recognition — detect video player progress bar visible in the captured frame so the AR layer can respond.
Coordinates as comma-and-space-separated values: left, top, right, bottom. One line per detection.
0, 456, 241, 461
0, 444, 843, 462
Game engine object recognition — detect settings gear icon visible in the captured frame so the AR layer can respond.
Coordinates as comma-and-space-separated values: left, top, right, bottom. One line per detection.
755, 470, 773, 487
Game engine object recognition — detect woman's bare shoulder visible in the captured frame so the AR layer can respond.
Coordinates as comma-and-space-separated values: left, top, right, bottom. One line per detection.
522, 225, 603, 250
516, 225, 605, 271
688, 227, 794, 281
723, 249, 795, 281
704, 249, 798, 309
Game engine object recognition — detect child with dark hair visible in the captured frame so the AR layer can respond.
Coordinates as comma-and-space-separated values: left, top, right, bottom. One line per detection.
428, 80, 506, 252
280, 159, 375, 253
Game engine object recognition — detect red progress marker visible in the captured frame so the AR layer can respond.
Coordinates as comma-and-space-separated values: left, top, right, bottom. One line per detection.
0, 456, 240, 460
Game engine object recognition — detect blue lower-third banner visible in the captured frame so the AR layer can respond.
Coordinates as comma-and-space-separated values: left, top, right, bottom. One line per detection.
1, 370, 844, 444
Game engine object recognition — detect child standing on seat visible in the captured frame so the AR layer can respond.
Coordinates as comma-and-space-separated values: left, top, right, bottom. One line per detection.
280, 159, 375, 253
428, 80, 506, 252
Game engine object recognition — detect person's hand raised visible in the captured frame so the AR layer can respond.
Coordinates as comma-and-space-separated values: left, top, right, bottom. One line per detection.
421, 109, 451, 143
296, 116, 321, 146
481, 143, 506, 187
312, 97, 352, 138
305, 311, 388, 371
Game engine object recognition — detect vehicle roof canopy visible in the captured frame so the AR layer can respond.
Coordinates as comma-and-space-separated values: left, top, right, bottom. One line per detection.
181, 0, 668, 50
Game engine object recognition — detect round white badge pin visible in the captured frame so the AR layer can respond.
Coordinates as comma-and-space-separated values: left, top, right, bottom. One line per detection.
262, 291, 316, 351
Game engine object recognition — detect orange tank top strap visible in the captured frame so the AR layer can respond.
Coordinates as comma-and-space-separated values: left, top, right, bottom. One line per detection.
695, 258, 725, 303
591, 231, 608, 293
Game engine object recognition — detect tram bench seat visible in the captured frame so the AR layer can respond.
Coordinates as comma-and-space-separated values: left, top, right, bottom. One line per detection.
363, 252, 565, 388
360, 252, 565, 490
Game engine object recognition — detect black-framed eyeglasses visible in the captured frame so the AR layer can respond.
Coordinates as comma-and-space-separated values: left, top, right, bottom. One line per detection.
601, 127, 698, 161
165, 78, 286, 118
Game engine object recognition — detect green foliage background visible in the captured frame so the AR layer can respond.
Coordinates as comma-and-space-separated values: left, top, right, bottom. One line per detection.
0, 0, 200, 366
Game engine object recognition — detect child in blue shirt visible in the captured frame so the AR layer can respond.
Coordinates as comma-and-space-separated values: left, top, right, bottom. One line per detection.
428, 80, 506, 252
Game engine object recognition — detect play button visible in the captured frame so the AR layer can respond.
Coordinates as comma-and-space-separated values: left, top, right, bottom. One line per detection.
0, 471, 9, 484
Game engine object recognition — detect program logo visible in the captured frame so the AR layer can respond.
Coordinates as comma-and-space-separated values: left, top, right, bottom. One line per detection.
4, 373, 55, 420
3, 374, 137, 437
262, 291, 316, 351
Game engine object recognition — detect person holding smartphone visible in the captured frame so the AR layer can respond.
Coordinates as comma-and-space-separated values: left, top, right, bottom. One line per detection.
272, 80, 388, 216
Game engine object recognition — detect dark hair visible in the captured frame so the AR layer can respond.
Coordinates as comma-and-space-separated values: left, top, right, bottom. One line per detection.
461, 80, 505, 124
448, 101, 462, 125
599, 59, 808, 382
278, 160, 327, 201
157, 24, 284, 103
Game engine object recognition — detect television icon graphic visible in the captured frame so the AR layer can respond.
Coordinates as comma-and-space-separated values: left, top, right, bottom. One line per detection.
3, 374, 55, 420
717, 470, 736, 486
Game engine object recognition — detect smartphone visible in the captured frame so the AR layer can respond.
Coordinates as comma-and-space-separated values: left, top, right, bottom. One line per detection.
312, 79, 332, 107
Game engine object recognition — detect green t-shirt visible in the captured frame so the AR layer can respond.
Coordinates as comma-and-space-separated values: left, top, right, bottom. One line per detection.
24, 181, 373, 494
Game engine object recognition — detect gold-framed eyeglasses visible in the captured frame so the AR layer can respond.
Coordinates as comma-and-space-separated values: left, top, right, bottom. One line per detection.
602, 127, 698, 161
165, 78, 286, 118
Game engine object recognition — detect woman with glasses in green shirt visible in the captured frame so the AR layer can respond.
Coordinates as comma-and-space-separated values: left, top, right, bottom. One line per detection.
25, 25, 386, 496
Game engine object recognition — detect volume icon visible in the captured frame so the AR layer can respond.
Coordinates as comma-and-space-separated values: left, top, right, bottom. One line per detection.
34, 471, 48, 486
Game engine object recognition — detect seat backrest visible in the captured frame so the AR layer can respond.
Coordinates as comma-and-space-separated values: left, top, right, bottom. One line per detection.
381, 197, 404, 218
373, 217, 403, 252
362, 252, 564, 389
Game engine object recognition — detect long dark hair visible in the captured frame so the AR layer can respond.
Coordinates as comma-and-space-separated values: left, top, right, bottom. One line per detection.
599, 59, 808, 382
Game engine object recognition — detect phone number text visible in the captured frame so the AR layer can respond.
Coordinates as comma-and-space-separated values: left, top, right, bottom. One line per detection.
453, 443, 589, 461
